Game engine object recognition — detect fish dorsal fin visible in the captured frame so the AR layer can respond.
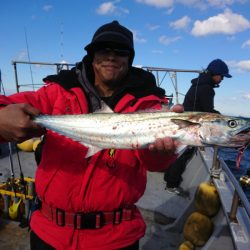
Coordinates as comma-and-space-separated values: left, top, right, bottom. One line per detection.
171, 119, 200, 129
94, 101, 113, 113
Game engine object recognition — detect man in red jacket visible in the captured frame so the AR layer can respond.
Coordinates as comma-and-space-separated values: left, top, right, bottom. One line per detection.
0, 20, 182, 250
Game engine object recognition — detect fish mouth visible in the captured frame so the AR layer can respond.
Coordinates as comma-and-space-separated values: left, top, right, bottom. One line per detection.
229, 128, 250, 147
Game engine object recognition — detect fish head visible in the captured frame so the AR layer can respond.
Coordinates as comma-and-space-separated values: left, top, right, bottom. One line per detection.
199, 115, 250, 147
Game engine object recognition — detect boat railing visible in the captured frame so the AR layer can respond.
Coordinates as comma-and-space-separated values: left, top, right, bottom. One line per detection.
221, 157, 250, 218
12, 61, 203, 101
142, 66, 203, 104
211, 147, 250, 218
200, 147, 250, 249
12, 60, 75, 93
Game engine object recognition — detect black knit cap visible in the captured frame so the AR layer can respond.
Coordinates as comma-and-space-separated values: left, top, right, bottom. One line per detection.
84, 20, 135, 65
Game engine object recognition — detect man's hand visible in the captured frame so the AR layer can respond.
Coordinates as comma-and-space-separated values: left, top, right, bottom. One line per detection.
148, 104, 184, 154
0, 103, 46, 142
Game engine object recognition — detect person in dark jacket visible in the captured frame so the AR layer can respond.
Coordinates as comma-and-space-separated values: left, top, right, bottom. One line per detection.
183, 59, 232, 113
0, 20, 183, 250
164, 59, 232, 194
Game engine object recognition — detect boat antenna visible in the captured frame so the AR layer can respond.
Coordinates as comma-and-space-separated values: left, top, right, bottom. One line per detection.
58, 21, 65, 72
60, 22, 64, 62
24, 27, 35, 90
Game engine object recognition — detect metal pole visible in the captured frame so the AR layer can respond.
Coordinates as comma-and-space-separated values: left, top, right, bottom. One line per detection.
211, 146, 221, 178
12, 62, 20, 93
229, 191, 239, 222
174, 72, 179, 104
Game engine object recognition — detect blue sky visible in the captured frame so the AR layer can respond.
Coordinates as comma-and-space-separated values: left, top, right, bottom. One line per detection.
1, 0, 250, 116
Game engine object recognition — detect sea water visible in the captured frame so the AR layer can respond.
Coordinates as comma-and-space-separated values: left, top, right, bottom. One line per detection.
219, 147, 250, 202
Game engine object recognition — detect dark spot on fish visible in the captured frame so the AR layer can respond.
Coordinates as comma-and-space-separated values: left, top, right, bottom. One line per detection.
112, 126, 117, 130
131, 143, 139, 149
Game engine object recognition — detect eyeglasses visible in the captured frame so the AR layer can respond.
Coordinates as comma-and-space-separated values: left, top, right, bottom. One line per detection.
95, 47, 131, 57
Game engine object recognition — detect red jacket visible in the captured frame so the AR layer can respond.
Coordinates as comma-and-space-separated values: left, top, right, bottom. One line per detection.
0, 82, 176, 249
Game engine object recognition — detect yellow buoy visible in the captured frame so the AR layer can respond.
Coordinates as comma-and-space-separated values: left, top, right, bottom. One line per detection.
179, 241, 195, 250
9, 198, 22, 220
183, 212, 213, 247
17, 139, 34, 152
194, 182, 220, 217
32, 138, 41, 151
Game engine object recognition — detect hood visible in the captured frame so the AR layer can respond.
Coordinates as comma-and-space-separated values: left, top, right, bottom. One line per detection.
191, 72, 218, 88
43, 55, 165, 111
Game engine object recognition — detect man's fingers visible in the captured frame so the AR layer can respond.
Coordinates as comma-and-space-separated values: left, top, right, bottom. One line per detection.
170, 104, 184, 113
149, 137, 177, 155
22, 103, 41, 116
0, 103, 45, 142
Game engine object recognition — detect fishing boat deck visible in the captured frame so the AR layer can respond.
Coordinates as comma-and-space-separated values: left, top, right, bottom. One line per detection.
0, 218, 30, 250
0, 148, 35, 250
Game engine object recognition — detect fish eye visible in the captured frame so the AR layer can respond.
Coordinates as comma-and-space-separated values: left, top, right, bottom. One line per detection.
228, 119, 238, 128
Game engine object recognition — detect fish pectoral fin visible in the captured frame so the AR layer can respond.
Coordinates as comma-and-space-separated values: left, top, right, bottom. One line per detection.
82, 143, 103, 158
94, 100, 114, 113
171, 119, 200, 129
175, 144, 188, 156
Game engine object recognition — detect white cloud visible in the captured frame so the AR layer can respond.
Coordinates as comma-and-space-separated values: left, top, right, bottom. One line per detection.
166, 7, 174, 14
14, 50, 27, 61
207, 0, 234, 7
242, 92, 250, 100
152, 50, 164, 54
43, 5, 53, 12
96, 2, 116, 15
120, 7, 130, 14
177, 0, 207, 10
228, 60, 250, 72
235, 60, 250, 71
207, 0, 247, 8
242, 39, 250, 48
132, 30, 147, 43
147, 24, 160, 31
136, 0, 248, 10
169, 16, 191, 30
96, 1, 129, 15
227, 35, 236, 41
136, 0, 173, 8
191, 9, 250, 36
159, 35, 181, 45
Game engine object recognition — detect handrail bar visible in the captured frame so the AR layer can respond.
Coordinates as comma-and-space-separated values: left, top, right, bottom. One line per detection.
142, 66, 203, 74
12, 60, 75, 93
218, 154, 250, 217
12, 60, 75, 67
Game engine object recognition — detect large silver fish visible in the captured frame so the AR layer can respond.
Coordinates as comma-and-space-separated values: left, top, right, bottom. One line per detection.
34, 108, 250, 157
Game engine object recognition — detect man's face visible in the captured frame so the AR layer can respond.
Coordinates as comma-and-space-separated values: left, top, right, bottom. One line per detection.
212, 75, 224, 85
92, 47, 130, 88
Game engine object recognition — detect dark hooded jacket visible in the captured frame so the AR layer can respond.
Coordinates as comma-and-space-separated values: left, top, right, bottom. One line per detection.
183, 72, 220, 113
